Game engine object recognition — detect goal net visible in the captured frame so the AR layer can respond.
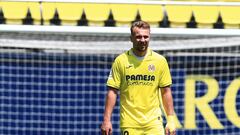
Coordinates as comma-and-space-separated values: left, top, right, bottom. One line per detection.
0, 30, 239, 135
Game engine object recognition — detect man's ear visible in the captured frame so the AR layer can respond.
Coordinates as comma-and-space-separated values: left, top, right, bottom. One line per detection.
130, 35, 133, 42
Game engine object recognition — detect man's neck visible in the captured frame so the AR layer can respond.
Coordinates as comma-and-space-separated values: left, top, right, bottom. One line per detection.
132, 49, 147, 57
131, 49, 148, 61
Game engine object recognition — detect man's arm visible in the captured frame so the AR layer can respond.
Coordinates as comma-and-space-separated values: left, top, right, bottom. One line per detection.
101, 87, 118, 135
161, 86, 176, 135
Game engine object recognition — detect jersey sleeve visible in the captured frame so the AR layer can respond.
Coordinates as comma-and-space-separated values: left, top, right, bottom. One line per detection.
159, 57, 172, 88
106, 58, 121, 89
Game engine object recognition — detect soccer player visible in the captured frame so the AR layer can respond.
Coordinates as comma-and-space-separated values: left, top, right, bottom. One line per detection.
101, 21, 176, 135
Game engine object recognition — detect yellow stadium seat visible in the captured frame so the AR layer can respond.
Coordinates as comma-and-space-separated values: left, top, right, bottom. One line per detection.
83, 3, 110, 26
28, 2, 41, 25
165, 5, 192, 28
138, 4, 164, 27
55, 3, 83, 26
0, 2, 28, 24
220, 6, 240, 29
192, 6, 219, 28
110, 4, 138, 27
41, 2, 56, 25
223, 0, 240, 1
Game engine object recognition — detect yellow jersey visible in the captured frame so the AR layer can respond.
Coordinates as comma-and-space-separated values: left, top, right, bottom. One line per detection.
107, 48, 172, 128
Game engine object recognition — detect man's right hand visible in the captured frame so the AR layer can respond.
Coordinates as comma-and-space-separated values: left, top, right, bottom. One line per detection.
101, 120, 113, 135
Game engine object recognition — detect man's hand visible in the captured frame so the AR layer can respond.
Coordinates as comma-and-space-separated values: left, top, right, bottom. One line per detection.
165, 115, 176, 135
101, 88, 117, 135
101, 120, 112, 135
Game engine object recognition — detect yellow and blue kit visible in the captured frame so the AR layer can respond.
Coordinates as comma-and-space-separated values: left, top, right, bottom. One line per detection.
107, 48, 172, 128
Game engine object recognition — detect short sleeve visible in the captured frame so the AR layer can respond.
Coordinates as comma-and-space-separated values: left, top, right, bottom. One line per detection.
159, 57, 172, 88
106, 58, 121, 89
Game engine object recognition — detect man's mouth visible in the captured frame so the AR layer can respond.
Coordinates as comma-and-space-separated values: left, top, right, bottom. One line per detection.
139, 42, 146, 45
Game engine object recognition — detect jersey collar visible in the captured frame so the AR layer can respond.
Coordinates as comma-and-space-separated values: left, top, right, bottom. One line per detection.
128, 48, 152, 60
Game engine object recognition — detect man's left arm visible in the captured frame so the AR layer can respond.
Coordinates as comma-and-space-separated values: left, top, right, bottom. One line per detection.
161, 86, 176, 135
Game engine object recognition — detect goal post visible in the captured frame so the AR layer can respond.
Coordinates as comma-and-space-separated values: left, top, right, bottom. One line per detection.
0, 30, 239, 135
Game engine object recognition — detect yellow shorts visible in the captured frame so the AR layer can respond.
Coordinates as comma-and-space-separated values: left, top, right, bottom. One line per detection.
121, 125, 164, 135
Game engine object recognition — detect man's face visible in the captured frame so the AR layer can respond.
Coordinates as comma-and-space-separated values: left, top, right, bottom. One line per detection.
131, 27, 150, 53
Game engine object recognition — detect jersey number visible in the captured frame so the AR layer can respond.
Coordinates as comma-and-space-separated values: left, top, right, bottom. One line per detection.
121, 131, 129, 135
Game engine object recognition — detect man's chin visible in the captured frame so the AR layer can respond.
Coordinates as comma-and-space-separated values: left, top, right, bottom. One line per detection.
137, 49, 147, 53
139, 46, 147, 51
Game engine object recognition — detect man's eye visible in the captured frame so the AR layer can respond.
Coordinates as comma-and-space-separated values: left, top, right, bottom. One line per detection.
136, 36, 142, 39
144, 36, 149, 39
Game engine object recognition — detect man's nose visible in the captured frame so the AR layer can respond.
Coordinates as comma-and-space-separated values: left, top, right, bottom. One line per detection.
140, 37, 145, 42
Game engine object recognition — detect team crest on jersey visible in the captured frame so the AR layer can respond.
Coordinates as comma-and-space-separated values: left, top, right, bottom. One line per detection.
148, 64, 155, 72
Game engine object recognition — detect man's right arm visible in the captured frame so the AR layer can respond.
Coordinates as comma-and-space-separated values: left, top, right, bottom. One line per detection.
101, 87, 118, 135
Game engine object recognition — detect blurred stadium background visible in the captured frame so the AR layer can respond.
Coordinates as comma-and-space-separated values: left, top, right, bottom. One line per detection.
0, 0, 240, 135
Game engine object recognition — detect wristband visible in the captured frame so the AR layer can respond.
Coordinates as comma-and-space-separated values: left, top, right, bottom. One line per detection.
166, 115, 176, 132
167, 115, 174, 122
